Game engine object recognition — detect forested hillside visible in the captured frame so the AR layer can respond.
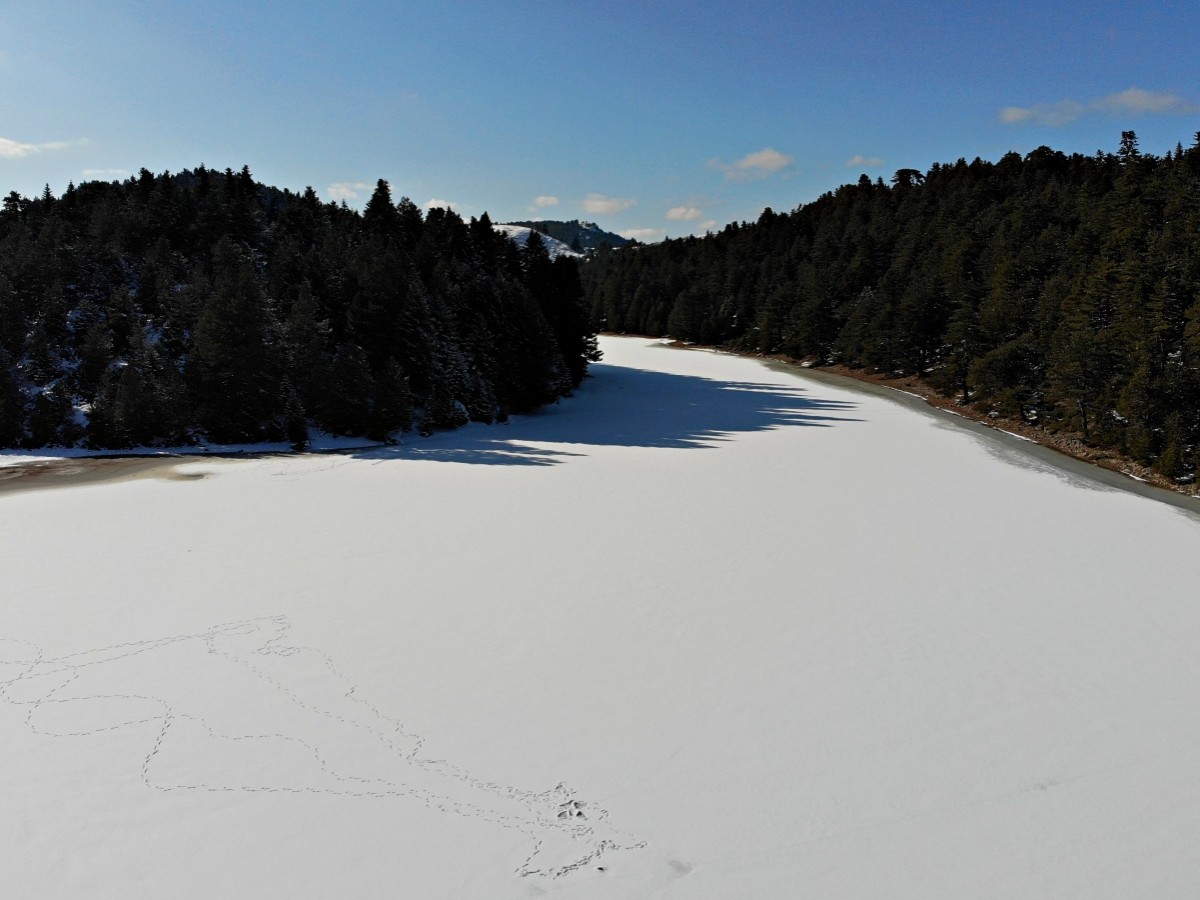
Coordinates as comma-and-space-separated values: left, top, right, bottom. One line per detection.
583, 132, 1200, 482
504, 220, 633, 253
0, 167, 597, 449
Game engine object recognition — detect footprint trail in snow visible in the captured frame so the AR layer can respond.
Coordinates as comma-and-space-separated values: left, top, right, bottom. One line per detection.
0, 616, 644, 877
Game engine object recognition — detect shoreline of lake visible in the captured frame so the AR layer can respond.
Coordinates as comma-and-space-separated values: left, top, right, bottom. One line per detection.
643, 336, 1200, 518
6, 340, 1200, 524
0, 455, 215, 495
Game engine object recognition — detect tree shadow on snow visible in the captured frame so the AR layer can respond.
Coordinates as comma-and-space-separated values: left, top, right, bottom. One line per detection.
355, 363, 860, 467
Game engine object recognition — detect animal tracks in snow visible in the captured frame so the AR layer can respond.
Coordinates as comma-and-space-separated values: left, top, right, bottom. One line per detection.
0, 616, 643, 877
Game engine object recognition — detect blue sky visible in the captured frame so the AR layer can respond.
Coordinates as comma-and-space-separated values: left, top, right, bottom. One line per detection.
2, 1, 1198, 239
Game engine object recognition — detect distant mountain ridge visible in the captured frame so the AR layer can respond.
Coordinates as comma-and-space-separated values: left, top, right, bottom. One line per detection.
491, 224, 580, 259
503, 219, 634, 252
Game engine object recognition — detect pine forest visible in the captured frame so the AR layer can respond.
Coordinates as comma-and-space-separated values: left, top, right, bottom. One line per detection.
0, 167, 597, 450
582, 131, 1200, 484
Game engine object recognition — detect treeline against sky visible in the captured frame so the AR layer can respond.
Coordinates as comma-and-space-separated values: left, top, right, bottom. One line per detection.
0, 168, 597, 449
584, 132, 1200, 481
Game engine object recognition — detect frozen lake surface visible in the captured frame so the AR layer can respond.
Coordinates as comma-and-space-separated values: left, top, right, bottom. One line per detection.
4, 335, 1200, 899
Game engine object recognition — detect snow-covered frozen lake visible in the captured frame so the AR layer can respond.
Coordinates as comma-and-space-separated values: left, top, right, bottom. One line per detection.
4, 335, 1200, 899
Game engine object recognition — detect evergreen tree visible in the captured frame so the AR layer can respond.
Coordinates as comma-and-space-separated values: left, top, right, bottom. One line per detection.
27, 387, 77, 448
0, 354, 25, 446
321, 343, 374, 436
0, 163, 598, 451
187, 238, 282, 442
280, 378, 309, 451
368, 357, 414, 440
363, 179, 401, 237
89, 326, 185, 448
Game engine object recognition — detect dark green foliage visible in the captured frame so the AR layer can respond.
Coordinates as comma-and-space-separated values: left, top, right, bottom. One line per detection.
522, 232, 599, 389
0, 168, 598, 448
583, 132, 1200, 481
28, 387, 79, 448
0, 355, 22, 445
369, 359, 414, 441
279, 378, 309, 451
187, 238, 283, 442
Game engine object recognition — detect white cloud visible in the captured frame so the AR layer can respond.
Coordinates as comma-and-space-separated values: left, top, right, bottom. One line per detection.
533, 195, 559, 208
998, 106, 1033, 125
1095, 87, 1197, 115
1000, 88, 1200, 126
583, 193, 636, 215
327, 181, 370, 201
666, 204, 704, 222
710, 147, 794, 180
698, 220, 717, 232
81, 168, 131, 180
619, 227, 662, 242
846, 154, 884, 168
998, 100, 1087, 126
0, 136, 84, 159
423, 198, 478, 217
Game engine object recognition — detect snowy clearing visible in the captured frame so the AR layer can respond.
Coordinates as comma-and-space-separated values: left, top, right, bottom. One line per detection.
4, 335, 1200, 899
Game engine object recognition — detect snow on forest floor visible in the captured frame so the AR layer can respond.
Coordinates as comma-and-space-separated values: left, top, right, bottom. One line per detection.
4, 335, 1200, 899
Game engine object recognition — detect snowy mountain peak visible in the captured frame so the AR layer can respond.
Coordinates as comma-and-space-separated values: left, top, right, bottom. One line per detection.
491, 224, 582, 259
500, 219, 633, 252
